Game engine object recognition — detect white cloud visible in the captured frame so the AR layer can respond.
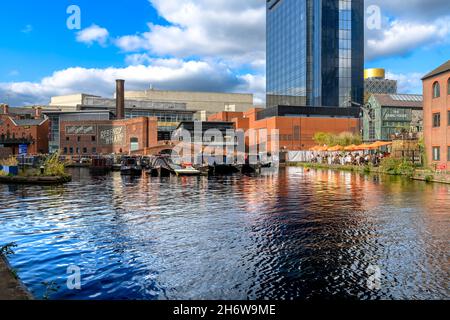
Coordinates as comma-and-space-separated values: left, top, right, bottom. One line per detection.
0, 59, 264, 106
386, 72, 424, 94
115, 0, 266, 67
76, 24, 110, 46
367, 0, 450, 22
366, 18, 450, 60
365, 1, 450, 61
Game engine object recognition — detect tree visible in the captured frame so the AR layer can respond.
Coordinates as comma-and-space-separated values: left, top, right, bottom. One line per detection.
313, 132, 362, 147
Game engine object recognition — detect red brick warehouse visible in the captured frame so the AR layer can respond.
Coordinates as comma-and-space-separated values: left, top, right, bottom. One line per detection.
59, 117, 158, 156
0, 104, 49, 155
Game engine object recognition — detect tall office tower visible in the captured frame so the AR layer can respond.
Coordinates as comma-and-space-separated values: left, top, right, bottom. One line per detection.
266, 0, 364, 108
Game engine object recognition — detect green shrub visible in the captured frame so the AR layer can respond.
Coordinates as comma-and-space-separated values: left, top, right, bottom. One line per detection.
363, 165, 372, 174
425, 175, 434, 183
380, 158, 415, 177
313, 131, 362, 147
43, 153, 67, 177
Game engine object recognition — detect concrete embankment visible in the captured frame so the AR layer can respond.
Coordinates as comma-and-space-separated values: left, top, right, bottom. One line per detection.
0, 256, 32, 300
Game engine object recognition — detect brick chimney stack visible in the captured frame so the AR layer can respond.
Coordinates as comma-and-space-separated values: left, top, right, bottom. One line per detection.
116, 79, 125, 120
0, 104, 9, 115
34, 107, 42, 119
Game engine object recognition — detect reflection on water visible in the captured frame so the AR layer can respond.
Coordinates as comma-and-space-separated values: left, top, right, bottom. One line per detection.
0, 168, 449, 300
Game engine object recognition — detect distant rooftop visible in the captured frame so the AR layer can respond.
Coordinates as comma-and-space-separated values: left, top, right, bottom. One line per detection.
422, 60, 450, 80
371, 94, 423, 108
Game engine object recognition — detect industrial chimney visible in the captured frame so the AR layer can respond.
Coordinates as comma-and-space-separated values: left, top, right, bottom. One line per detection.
0, 104, 9, 115
116, 79, 125, 120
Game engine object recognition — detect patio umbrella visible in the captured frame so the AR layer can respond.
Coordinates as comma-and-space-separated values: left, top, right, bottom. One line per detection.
317, 146, 329, 152
370, 141, 393, 149
328, 145, 344, 152
361, 144, 378, 150
344, 144, 357, 151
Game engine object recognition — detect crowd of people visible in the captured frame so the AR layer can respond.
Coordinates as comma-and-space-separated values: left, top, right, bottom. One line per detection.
310, 151, 390, 167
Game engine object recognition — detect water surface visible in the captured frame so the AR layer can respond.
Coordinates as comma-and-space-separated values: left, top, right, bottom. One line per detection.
0, 168, 448, 300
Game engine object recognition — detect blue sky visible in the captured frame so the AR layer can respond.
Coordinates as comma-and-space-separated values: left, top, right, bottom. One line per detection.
1, 0, 449, 106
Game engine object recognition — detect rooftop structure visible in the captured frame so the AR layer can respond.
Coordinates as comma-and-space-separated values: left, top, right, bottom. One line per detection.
123, 89, 254, 120
364, 68, 398, 95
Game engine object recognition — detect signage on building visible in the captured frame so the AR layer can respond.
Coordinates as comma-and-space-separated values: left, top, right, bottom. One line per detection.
99, 126, 126, 146
19, 144, 28, 155
66, 125, 96, 135
383, 108, 412, 122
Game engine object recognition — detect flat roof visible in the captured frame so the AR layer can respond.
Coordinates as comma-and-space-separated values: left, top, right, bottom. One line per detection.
42, 110, 113, 115
371, 94, 423, 108
257, 105, 361, 120
79, 105, 196, 113
176, 121, 235, 130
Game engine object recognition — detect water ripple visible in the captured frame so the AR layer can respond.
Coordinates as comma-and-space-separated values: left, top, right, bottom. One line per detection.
0, 168, 449, 300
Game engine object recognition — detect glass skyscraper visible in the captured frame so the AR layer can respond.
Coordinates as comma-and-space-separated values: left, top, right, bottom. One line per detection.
266, 0, 364, 108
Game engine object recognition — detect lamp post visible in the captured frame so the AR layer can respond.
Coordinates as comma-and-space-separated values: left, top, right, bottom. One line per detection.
348, 100, 375, 141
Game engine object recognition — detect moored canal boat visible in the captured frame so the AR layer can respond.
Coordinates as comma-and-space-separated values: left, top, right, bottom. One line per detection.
90, 157, 113, 174
120, 157, 143, 176
174, 163, 201, 176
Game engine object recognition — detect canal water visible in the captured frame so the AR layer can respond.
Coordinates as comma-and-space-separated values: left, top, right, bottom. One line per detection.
0, 168, 448, 300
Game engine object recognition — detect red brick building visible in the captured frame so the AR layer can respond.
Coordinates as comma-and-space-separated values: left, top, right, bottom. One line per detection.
209, 108, 360, 151
59, 117, 158, 155
422, 61, 450, 168
0, 104, 49, 155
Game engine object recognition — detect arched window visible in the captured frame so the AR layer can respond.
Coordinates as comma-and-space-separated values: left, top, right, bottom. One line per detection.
433, 81, 440, 98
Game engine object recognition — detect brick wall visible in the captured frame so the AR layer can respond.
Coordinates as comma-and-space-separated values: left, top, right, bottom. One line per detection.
60, 117, 158, 155
423, 71, 450, 167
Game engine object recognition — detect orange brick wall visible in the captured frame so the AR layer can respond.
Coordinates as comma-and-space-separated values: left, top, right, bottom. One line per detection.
423, 72, 450, 167
208, 108, 360, 151
208, 112, 244, 122
246, 116, 360, 151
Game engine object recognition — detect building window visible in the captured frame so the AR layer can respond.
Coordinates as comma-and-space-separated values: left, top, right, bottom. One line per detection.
432, 113, 441, 127
83, 147, 87, 154
92, 147, 97, 154
432, 147, 440, 161
63, 147, 68, 154
130, 137, 139, 152
91, 136, 96, 142
77, 136, 81, 142
293, 126, 300, 140
433, 82, 440, 98
66, 137, 70, 141
69, 147, 74, 154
